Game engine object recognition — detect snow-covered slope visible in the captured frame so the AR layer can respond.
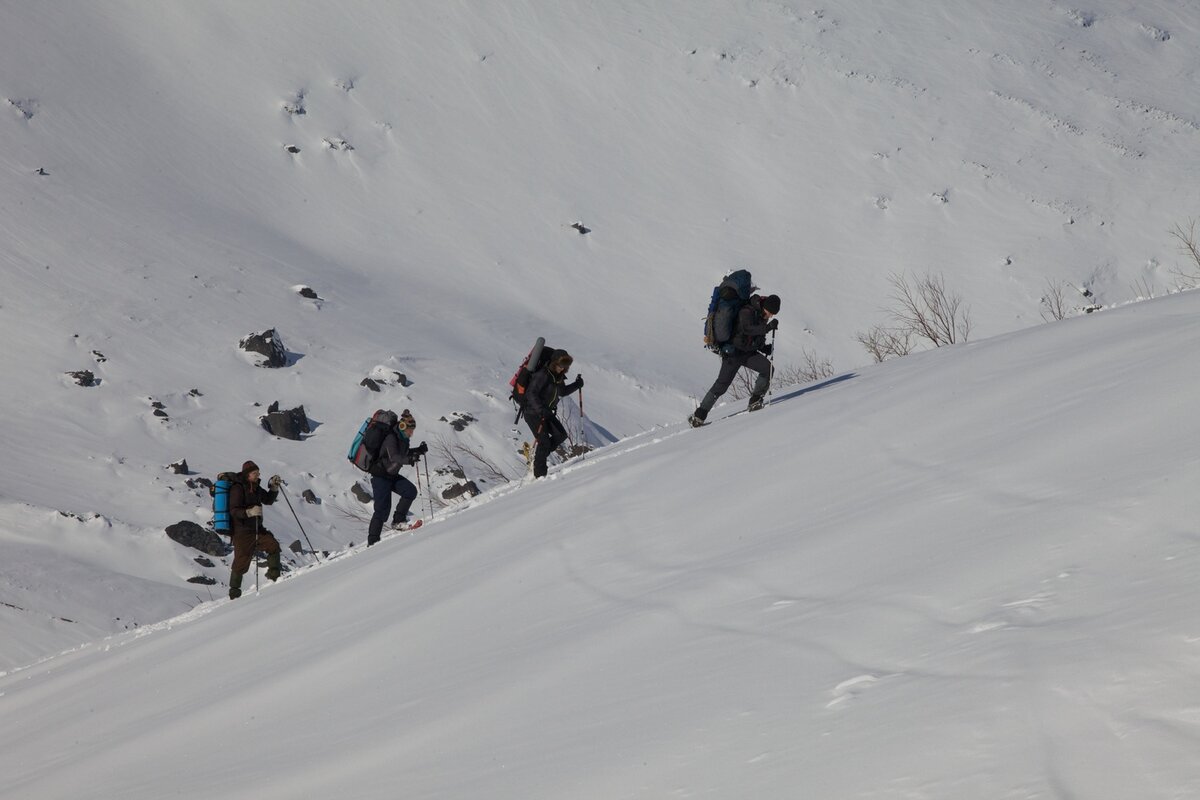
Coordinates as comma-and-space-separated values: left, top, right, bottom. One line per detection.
4, 289, 1200, 798
2, 1, 1200, 792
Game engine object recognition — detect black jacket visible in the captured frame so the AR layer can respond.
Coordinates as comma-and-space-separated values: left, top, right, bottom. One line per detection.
524, 367, 580, 421
372, 427, 416, 477
229, 476, 278, 535
732, 295, 774, 354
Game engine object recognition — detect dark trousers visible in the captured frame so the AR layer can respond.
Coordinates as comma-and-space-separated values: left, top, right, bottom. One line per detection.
699, 351, 773, 414
230, 528, 281, 577
524, 412, 568, 478
368, 473, 418, 545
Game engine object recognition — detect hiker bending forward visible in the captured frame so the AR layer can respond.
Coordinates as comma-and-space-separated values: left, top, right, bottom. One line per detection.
367, 409, 427, 546
523, 349, 583, 479
228, 460, 283, 599
690, 293, 780, 426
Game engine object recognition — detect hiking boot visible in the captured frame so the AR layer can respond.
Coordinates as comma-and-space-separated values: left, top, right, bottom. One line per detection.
747, 395, 765, 412
688, 408, 708, 428
265, 552, 281, 582
229, 573, 243, 599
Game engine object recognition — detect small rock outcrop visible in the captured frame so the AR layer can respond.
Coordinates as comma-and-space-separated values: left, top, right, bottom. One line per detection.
260, 402, 310, 440
165, 521, 228, 556
239, 328, 288, 368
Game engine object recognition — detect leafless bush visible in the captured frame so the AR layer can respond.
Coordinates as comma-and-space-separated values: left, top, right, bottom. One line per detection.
855, 272, 971, 361
433, 433, 516, 485
855, 325, 916, 363
1130, 276, 1156, 302
886, 271, 972, 346
1040, 279, 1071, 321
1170, 219, 1200, 287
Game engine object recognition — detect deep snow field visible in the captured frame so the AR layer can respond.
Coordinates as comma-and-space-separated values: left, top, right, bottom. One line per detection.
2, 2, 1200, 797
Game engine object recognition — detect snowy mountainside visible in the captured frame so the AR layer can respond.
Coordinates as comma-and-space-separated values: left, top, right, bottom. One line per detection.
1, 2, 1199, 671
2, 289, 1200, 798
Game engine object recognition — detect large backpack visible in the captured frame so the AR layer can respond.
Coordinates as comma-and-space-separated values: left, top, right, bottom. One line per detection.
703, 269, 754, 353
211, 472, 237, 534
509, 337, 554, 416
347, 410, 397, 472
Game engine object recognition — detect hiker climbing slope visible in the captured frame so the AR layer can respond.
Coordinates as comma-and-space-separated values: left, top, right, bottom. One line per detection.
691, 283, 780, 426
523, 349, 583, 478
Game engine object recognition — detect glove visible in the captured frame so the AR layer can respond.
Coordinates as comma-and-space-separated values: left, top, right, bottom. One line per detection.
246, 505, 263, 518
761, 343, 773, 356
766, 318, 779, 332
572, 375, 584, 390
268, 475, 283, 490
412, 441, 428, 457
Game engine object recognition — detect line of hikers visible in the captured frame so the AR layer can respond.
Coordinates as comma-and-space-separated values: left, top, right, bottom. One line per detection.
217, 270, 779, 599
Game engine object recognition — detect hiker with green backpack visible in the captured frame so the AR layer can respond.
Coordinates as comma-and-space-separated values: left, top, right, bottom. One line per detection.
690, 270, 781, 427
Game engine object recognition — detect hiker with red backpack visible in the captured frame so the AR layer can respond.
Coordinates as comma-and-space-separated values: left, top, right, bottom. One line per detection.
522, 349, 583, 478
690, 285, 781, 427
366, 409, 427, 546
227, 461, 284, 599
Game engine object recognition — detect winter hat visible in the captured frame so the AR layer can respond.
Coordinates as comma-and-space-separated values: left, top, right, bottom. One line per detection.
398, 409, 416, 430
242, 460, 260, 474
550, 350, 573, 369
761, 294, 781, 315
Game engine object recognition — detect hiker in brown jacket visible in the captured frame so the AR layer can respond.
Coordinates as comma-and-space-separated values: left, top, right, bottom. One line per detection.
227, 460, 283, 599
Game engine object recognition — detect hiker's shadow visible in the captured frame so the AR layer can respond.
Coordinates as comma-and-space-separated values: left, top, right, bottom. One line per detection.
772, 372, 856, 404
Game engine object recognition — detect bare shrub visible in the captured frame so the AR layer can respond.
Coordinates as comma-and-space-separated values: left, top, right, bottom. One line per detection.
855, 325, 916, 363
1170, 219, 1200, 287
433, 433, 516, 486
1040, 279, 1071, 322
885, 272, 972, 346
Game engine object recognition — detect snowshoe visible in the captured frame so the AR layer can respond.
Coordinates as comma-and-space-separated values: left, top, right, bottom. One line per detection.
747, 396, 765, 412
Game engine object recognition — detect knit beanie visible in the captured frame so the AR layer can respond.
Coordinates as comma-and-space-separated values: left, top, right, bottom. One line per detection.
242, 460, 260, 475
761, 294, 781, 315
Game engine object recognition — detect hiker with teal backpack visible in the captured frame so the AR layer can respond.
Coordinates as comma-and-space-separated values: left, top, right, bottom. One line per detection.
365, 409, 427, 546
690, 269, 780, 426
226, 461, 284, 599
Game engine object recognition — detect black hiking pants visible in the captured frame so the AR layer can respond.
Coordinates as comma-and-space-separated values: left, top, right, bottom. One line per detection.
699, 350, 773, 414
524, 412, 568, 479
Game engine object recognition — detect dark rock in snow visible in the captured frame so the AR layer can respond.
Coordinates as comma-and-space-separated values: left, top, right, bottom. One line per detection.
165, 521, 228, 556
260, 402, 310, 440
67, 370, 98, 387
187, 575, 218, 585
442, 480, 481, 501
439, 412, 477, 432
91, 350, 107, 363
289, 539, 304, 554
297, 286, 319, 300
186, 476, 214, 491
194, 556, 216, 568
351, 483, 373, 504
168, 459, 189, 475
302, 489, 320, 505
239, 328, 288, 368
360, 378, 381, 392
571, 221, 592, 235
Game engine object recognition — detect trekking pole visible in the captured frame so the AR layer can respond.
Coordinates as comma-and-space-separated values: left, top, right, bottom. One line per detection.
577, 386, 587, 461
278, 482, 320, 562
423, 454, 435, 521
253, 516, 260, 594
767, 328, 777, 403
